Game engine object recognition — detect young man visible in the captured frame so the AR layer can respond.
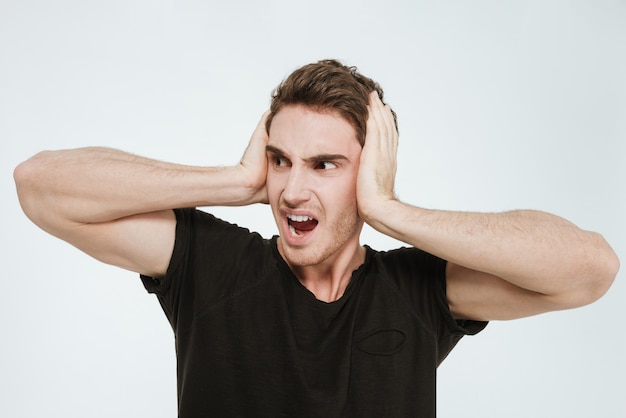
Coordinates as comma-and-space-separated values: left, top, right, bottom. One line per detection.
14, 60, 619, 417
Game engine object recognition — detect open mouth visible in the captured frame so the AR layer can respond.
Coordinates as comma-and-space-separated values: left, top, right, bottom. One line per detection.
286, 214, 319, 237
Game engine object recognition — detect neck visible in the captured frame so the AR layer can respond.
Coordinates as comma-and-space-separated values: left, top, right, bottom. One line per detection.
285, 241, 366, 303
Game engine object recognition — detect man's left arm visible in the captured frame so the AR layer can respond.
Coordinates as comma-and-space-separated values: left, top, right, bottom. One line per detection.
358, 92, 620, 321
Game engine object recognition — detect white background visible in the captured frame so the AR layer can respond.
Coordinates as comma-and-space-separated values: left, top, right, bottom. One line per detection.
2, 1, 625, 417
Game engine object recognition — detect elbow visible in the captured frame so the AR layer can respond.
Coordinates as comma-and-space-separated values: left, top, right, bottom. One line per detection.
594, 241, 620, 300
14, 155, 39, 211
15, 150, 51, 186
14, 151, 55, 221
572, 234, 620, 308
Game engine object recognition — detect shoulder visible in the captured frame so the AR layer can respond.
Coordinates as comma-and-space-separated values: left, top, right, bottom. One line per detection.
144, 208, 275, 306
175, 208, 272, 263
371, 246, 447, 282
364, 246, 448, 316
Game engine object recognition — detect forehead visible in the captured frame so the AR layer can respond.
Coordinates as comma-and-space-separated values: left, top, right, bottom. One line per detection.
268, 105, 360, 155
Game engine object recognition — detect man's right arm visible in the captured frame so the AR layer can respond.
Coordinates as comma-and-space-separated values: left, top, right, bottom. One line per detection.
14, 112, 270, 278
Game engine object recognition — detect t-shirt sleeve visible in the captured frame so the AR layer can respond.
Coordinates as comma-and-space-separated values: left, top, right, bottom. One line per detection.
434, 259, 488, 363
140, 208, 194, 329
377, 247, 487, 365
139, 207, 271, 332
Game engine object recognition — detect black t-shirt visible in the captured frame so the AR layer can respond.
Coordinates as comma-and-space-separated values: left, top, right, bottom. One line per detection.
142, 208, 487, 417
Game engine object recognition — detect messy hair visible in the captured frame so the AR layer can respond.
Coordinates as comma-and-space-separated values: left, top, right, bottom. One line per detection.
266, 59, 397, 146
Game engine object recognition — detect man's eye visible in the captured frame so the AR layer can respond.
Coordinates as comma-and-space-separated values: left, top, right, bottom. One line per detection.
316, 161, 337, 170
272, 156, 289, 167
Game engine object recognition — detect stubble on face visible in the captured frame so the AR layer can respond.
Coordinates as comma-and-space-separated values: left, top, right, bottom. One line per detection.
278, 199, 363, 269
267, 105, 365, 271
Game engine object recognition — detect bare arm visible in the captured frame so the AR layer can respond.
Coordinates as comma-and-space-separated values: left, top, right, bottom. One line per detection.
14, 112, 270, 277
357, 93, 619, 321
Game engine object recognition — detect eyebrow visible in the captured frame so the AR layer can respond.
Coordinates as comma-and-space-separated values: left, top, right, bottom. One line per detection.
265, 145, 286, 157
265, 145, 349, 163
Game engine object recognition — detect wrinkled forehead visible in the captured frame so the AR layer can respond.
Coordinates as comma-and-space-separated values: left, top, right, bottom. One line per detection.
269, 104, 359, 141
268, 105, 361, 156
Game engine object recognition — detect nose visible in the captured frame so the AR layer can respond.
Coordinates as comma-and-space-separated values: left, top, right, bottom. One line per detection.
282, 165, 311, 206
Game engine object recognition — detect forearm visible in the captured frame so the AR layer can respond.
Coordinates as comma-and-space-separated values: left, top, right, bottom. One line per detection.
14, 147, 262, 226
358, 94, 617, 317
364, 200, 619, 297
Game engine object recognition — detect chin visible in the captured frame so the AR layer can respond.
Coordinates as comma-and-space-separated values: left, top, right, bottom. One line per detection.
280, 246, 326, 268
279, 234, 358, 269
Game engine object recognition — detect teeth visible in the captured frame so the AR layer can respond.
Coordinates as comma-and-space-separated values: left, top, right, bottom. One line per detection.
288, 224, 300, 237
287, 214, 312, 222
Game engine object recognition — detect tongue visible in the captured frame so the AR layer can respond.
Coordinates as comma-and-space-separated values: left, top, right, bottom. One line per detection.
291, 219, 318, 232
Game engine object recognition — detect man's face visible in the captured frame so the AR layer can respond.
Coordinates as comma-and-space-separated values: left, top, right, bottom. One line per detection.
266, 105, 364, 268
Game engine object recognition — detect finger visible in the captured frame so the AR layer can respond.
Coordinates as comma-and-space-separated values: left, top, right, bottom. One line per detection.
253, 111, 272, 146
253, 110, 271, 140
374, 96, 396, 142
368, 92, 397, 154
366, 93, 385, 146
241, 110, 270, 165
369, 92, 396, 140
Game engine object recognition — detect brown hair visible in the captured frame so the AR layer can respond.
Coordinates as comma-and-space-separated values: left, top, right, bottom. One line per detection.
265, 59, 397, 146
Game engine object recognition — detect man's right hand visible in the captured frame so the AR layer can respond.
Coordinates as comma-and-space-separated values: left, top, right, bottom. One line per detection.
14, 110, 273, 278
237, 110, 271, 205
